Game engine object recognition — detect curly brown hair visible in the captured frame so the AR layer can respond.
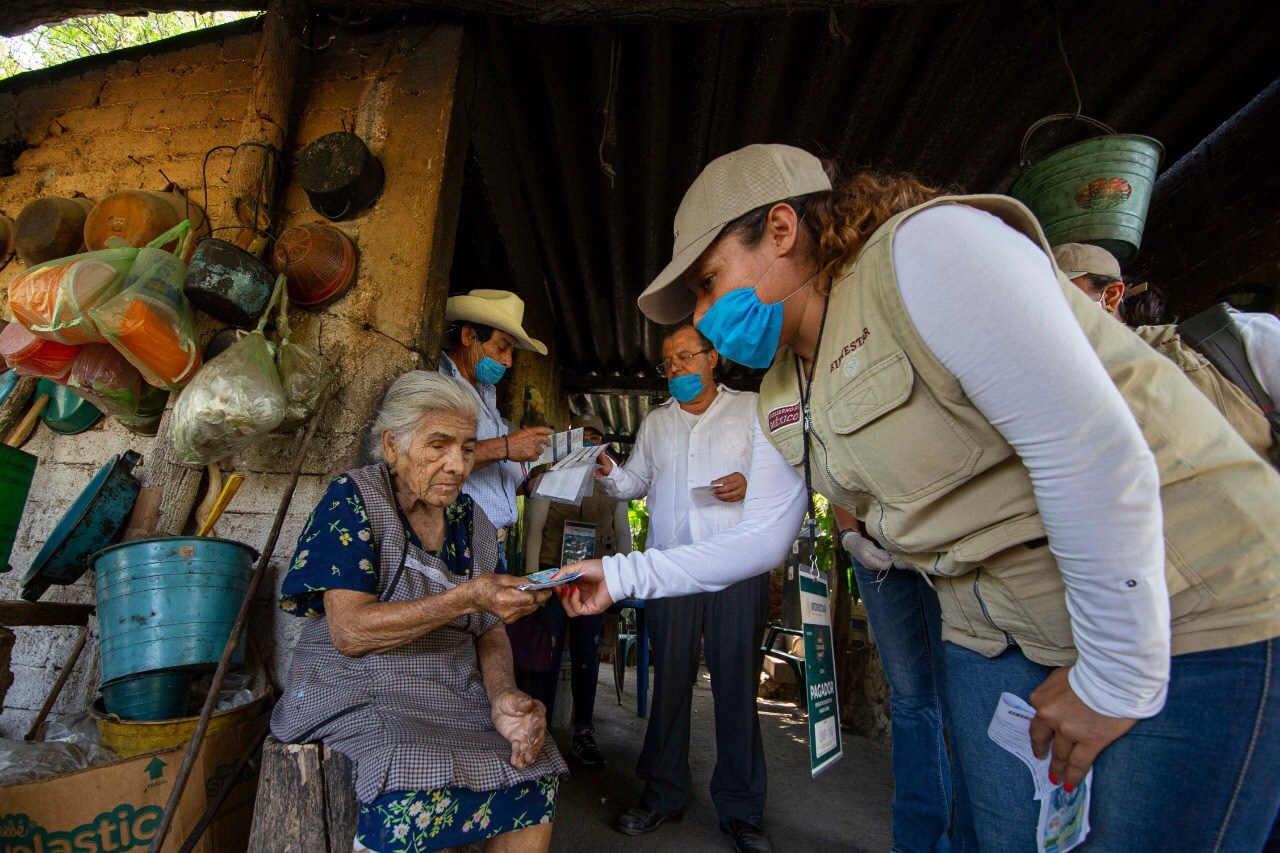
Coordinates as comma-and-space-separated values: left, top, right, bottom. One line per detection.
724, 160, 947, 291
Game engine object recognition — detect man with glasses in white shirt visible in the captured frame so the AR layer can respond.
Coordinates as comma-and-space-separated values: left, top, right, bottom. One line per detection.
590, 323, 772, 853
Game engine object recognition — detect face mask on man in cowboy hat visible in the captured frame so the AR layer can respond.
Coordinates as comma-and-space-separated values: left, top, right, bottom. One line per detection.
445, 289, 548, 386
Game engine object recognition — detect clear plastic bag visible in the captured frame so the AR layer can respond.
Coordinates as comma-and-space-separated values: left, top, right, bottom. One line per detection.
0, 716, 118, 785
0, 321, 80, 381
66, 343, 146, 420
170, 280, 286, 466
7, 248, 137, 345
89, 222, 202, 391
273, 277, 331, 432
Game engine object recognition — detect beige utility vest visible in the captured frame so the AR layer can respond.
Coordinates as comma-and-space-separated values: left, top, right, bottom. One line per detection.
1134, 324, 1279, 467
758, 194, 1280, 666
537, 487, 623, 567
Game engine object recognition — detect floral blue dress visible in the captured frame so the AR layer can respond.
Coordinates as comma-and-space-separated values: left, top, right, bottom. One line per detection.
279, 474, 557, 852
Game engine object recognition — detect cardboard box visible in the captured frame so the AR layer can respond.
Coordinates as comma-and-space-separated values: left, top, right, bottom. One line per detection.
0, 711, 261, 853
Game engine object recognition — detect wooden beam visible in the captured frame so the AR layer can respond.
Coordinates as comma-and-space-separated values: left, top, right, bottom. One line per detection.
146, 0, 305, 537
0, 600, 94, 627
1138, 77, 1280, 315
2, 0, 957, 38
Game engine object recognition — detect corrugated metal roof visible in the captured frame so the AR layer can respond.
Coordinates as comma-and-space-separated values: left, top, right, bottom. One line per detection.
453, 0, 1280, 435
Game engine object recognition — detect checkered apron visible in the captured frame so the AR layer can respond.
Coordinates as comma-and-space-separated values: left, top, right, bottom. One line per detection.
271, 464, 567, 803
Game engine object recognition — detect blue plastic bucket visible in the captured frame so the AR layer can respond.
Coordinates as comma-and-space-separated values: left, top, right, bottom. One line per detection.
101, 669, 193, 721
94, 536, 258, 683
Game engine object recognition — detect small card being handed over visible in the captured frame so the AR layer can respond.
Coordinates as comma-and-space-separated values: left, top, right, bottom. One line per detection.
517, 568, 585, 591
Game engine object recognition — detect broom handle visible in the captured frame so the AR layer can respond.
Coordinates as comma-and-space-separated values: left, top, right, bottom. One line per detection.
148, 376, 337, 853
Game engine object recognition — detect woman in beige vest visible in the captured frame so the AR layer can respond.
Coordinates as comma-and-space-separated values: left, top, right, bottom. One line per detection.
559, 144, 1280, 851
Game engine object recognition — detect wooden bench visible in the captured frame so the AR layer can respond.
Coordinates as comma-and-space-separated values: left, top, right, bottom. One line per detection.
248, 737, 358, 852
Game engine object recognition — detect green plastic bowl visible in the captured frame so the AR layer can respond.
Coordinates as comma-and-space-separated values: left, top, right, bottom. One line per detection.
101, 670, 193, 721
38, 380, 103, 435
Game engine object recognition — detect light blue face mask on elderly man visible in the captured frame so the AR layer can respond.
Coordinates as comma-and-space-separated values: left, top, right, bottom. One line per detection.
474, 355, 507, 385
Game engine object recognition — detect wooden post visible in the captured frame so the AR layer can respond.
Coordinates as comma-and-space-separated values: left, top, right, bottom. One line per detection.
216, 0, 305, 257
247, 738, 357, 853
146, 0, 305, 536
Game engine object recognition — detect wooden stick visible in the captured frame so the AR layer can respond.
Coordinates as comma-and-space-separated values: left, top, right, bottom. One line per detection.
176, 712, 272, 853
0, 375, 38, 440
24, 626, 88, 741
4, 393, 49, 447
148, 383, 334, 853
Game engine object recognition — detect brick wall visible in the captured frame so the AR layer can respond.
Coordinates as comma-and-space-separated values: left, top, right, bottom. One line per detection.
0, 21, 471, 737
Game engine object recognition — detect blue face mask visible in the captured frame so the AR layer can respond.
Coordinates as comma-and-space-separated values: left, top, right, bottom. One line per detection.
667, 373, 705, 403
695, 287, 784, 370
474, 355, 507, 385
695, 258, 814, 370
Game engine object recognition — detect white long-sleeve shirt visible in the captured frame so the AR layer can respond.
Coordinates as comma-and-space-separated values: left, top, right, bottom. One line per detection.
1234, 312, 1280, 403
596, 386, 758, 549
603, 205, 1170, 719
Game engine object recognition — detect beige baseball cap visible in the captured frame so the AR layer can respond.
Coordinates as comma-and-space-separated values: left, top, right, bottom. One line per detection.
570, 413, 606, 436
638, 144, 832, 324
1052, 243, 1122, 281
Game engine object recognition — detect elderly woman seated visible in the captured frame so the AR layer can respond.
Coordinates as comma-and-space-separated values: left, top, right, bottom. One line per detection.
272, 371, 567, 853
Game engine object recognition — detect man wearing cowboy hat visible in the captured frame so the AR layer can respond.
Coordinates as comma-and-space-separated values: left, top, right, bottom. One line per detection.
440, 289, 553, 544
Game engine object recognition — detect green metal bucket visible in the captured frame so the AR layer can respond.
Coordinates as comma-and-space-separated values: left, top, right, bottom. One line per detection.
0, 444, 38, 574
1009, 114, 1164, 264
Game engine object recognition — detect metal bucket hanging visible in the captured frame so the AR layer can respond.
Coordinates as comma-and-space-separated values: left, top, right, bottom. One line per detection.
1008, 114, 1164, 264
296, 132, 385, 221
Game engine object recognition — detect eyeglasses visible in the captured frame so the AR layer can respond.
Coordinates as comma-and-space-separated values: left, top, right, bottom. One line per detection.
654, 348, 712, 378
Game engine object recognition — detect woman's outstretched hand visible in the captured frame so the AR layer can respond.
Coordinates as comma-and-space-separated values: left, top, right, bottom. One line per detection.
556, 560, 614, 616
491, 689, 547, 769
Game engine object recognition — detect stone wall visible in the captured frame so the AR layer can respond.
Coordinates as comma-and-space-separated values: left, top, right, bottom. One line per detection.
0, 19, 485, 737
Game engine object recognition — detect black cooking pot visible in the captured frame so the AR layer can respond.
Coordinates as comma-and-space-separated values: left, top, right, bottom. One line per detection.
184, 237, 275, 327
296, 132, 385, 221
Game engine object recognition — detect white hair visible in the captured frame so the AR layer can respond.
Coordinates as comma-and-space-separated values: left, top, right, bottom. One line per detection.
366, 371, 480, 462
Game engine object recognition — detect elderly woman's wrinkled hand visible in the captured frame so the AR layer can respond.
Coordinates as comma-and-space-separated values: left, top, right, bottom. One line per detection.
466, 573, 552, 623
490, 689, 548, 769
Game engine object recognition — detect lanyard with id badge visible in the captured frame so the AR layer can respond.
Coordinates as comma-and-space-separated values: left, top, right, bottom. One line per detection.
793, 296, 844, 777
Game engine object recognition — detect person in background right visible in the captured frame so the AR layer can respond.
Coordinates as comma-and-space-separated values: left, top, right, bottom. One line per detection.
524, 413, 632, 767
1055, 242, 1279, 467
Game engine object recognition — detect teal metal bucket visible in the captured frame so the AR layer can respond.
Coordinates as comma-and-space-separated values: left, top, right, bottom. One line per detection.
0, 444, 38, 574
101, 669, 193, 721
94, 536, 258, 683
1009, 114, 1164, 264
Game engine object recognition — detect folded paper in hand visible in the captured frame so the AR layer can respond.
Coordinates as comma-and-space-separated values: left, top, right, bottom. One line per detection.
530, 441, 600, 505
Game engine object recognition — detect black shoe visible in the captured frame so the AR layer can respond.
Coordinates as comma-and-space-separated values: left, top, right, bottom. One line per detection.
616, 807, 684, 836
571, 728, 606, 767
720, 818, 772, 853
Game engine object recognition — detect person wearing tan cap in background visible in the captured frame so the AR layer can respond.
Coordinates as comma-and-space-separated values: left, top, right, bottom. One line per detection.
1055, 243, 1280, 467
558, 143, 1280, 851
523, 413, 632, 768
440, 289, 553, 545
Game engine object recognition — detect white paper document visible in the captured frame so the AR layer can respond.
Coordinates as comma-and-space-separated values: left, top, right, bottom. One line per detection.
533, 428, 585, 468
689, 484, 722, 509
530, 440, 601, 505
987, 692, 1092, 853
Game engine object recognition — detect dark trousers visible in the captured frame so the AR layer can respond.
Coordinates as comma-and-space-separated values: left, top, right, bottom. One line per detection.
638, 571, 770, 826
527, 590, 604, 729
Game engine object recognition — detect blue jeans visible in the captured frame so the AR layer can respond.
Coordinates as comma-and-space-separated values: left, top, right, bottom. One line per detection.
854, 559, 973, 853
945, 638, 1280, 851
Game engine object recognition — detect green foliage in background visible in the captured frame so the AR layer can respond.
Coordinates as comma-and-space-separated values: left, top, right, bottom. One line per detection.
627, 498, 648, 552
0, 11, 257, 80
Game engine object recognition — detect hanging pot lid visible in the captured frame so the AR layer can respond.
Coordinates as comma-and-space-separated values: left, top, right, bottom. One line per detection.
296, 132, 385, 222
38, 380, 103, 435
21, 450, 142, 602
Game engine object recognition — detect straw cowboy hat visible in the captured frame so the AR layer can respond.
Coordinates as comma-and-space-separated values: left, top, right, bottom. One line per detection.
446, 289, 547, 355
